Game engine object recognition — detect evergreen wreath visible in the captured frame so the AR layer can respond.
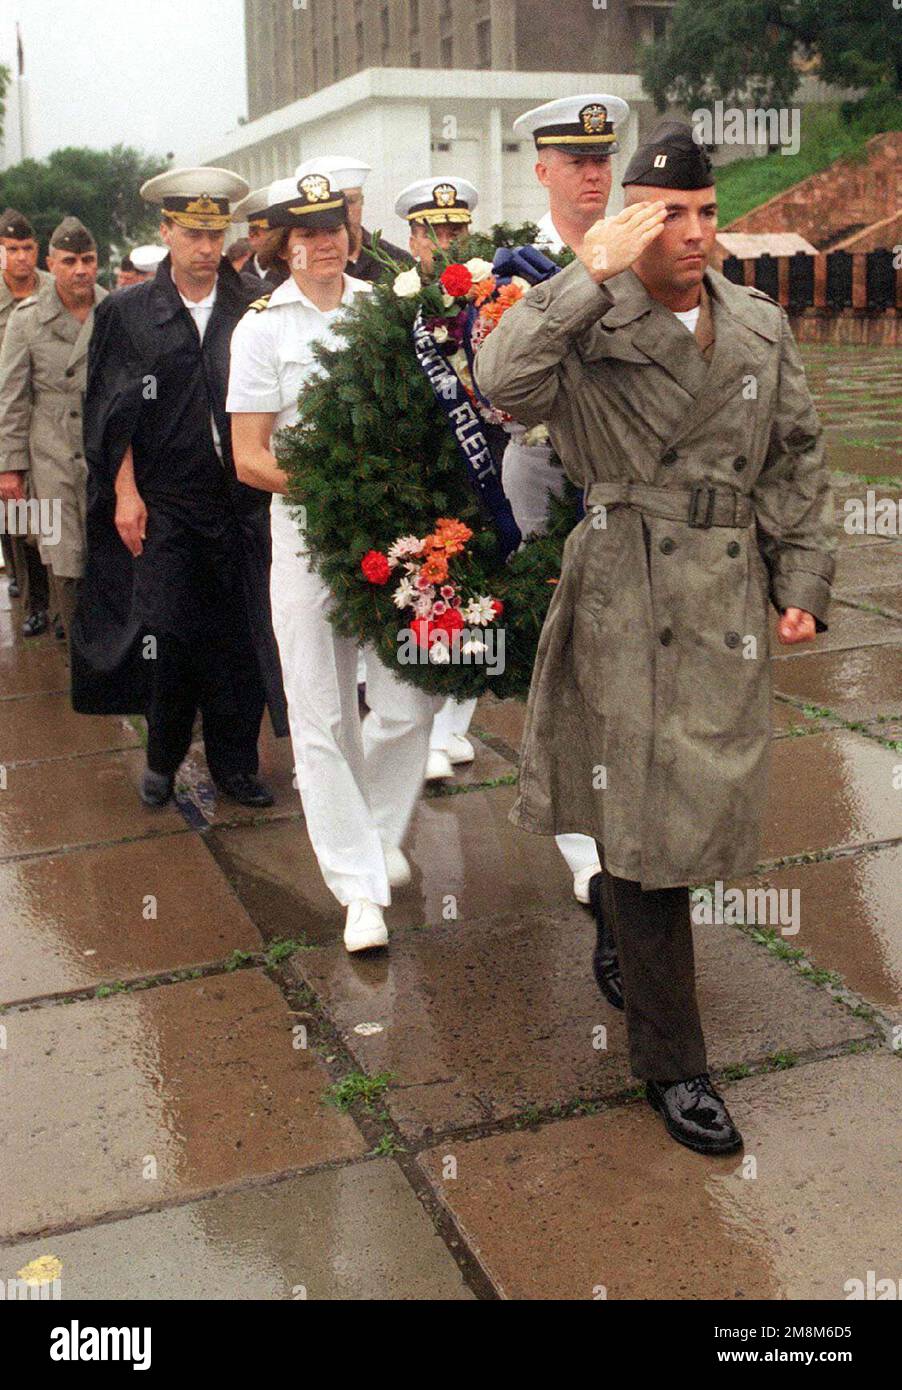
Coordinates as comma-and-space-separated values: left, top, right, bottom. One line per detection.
278, 224, 580, 701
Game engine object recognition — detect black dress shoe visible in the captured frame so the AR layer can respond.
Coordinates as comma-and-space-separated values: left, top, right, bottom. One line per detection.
588, 871, 625, 1011
140, 768, 175, 808
213, 772, 275, 808
8, 580, 20, 598
646, 1074, 743, 1155
22, 610, 48, 638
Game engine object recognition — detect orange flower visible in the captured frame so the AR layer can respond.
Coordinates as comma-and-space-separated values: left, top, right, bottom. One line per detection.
420, 552, 450, 584
473, 277, 497, 306
428, 518, 473, 556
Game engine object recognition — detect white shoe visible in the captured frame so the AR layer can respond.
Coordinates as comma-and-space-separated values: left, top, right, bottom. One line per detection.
573, 865, 599, 906
426, 750, 454, 781
344, 899, 389, 953
446, 733, 476, 766
383, 845, 412, 889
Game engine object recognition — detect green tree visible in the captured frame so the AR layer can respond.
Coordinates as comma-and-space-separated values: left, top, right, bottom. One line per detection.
642, 0, 902, 113
0, 145, 169, 264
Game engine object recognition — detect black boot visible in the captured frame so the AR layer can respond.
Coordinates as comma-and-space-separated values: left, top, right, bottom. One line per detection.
213, 772, 275, 808
646, 1074, 743, 1155
588, 871, 625, 1010
22, 609, 48, 638
141, 768, 175, 807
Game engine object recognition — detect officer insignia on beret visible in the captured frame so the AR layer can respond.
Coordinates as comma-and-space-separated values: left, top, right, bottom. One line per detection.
434, 183, 458, 209
299, 175, 331, 203
581, 104, 608, 135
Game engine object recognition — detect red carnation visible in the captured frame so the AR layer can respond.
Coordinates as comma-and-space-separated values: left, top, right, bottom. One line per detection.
361, 550, 391, 585
433, 607, 465, 636
440, 263, 474, 298
491, 600, 505, 619
411, 618, 433, 649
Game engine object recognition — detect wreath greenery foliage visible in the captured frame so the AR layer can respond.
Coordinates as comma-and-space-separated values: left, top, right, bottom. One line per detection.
278, 224, 581, 701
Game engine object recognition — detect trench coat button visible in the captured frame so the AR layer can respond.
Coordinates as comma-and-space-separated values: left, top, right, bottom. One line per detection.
727, 541, 741, 557
661, 448, 678, 466
733, 455, 748, 471
725, 631, 741, 649
69, 410, 79, 419
660, 537, 675, 554
65, 368, 75, 378
660, 627, 674, 646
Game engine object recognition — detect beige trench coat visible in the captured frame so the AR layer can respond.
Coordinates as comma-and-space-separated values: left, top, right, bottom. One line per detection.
0, 280, 107, 577
475, 260, 835, 889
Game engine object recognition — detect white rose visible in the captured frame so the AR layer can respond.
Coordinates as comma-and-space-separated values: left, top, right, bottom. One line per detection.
393, 268, 422, 298
464, 258, 494, 282
433, 325, 450, 343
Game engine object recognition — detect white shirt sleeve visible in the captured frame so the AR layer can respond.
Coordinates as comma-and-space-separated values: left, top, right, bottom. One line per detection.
227, 312, 283, 414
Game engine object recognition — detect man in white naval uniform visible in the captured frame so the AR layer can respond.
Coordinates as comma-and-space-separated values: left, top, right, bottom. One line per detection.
229, 171, 439, 953
500, 95, 630, 904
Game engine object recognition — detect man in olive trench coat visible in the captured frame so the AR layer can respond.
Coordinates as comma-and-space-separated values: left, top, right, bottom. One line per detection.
475, 121, 835, 1155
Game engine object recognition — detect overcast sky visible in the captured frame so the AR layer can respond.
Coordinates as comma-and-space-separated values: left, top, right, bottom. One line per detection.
1, 0, 247, 162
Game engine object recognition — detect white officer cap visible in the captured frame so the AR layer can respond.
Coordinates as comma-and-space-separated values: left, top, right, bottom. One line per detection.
263, 172, 348, 230
232, 187, 272, 229
129, 244, 168, 274
513, 95, 630, 155
297, 156, 372, 192
394, 176, 479, 226
140, 167, 250, 229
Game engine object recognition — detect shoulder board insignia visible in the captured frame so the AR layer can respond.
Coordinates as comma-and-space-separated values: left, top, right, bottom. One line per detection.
250, 295, 272, 313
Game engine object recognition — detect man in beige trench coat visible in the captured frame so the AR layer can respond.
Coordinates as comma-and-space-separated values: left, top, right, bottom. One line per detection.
0, 217, 107, 643
475, 121, 835, 1155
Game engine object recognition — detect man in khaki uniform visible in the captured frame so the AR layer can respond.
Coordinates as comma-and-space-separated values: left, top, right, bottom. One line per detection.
475, 121, 834, 1156
0, 208, 52, 634
0, 217, 107, 641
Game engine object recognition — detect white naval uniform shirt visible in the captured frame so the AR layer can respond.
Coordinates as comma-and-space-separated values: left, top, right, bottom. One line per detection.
176, 276, 223, 460
533, 210, 567, 255
227, 272, 373, 541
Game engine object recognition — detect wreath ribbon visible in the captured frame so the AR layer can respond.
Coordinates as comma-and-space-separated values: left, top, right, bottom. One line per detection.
412, 309, 522, 560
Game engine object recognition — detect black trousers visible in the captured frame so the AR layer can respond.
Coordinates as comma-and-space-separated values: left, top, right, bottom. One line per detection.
595, 849, 708, 1084
4, 534, 50, 617
145, 622, 266, 783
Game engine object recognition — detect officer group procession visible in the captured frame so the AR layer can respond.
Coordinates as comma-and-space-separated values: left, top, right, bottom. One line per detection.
0, 91, 835, 1160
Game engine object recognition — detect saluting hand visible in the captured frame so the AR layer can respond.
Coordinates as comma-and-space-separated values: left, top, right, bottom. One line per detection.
778, 608, 817, 645
579, 201, 668, 284
115, 490, 148, 558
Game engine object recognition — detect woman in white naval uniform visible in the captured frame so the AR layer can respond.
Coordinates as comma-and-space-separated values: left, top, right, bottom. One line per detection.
228, 172, 439, 953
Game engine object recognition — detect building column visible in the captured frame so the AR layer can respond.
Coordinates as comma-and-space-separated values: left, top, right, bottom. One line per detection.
486, 105, 504, 230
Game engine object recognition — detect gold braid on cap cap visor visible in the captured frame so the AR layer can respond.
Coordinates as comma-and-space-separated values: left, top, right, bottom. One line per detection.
163, 195, 232, 230
535, 131, 617, 145
284, 197, 346, 217
406, 207, 472, 225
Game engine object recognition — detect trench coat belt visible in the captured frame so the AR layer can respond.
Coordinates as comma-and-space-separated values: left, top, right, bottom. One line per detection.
584, 480, 754, 529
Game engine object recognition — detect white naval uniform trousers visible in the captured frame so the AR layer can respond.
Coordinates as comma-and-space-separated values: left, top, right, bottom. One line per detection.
228, 273, 438, 907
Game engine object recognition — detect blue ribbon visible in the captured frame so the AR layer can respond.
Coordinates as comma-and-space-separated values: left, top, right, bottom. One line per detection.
412, 308, 522, 560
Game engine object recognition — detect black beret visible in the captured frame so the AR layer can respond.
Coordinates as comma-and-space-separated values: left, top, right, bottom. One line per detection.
622, 119, 715, 190
0, 208, 37, 241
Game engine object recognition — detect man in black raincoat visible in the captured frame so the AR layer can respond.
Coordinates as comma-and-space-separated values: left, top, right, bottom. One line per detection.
72, 167, 288, 808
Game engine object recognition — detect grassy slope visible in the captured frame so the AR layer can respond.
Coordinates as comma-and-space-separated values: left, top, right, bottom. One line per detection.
716, 97, 902, 226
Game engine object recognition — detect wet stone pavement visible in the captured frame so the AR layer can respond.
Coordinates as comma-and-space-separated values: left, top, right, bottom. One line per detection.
1, 345, 900, 1301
